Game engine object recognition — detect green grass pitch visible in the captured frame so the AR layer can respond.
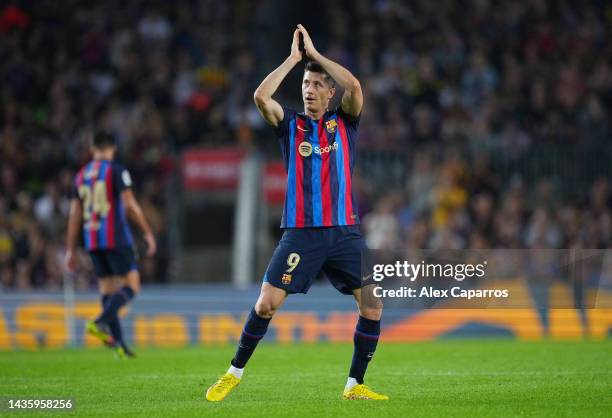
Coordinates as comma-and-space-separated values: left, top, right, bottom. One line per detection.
0, 340, 610, 417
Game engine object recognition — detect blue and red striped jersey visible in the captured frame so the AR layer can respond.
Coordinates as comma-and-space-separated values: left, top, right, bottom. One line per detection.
275, 107, 360, 228
72, 159, 134, 250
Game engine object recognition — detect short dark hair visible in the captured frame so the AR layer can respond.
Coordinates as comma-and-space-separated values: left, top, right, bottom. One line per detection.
304, 61, 335, 87
91, 131, 116, 149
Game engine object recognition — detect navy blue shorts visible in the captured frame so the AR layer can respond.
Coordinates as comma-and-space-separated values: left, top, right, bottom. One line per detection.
263, 225, 365, 295
89, 246, 138, 278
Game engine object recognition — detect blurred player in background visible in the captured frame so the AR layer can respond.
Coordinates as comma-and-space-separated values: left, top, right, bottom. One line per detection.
65, 131, 156, 358
206, 25, 387, 401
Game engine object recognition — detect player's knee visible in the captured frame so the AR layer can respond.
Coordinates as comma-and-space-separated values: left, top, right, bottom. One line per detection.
125, 270, 141, 295
98, 278, 118, 295
359, 306, 382, 321
254, 300, 277, 319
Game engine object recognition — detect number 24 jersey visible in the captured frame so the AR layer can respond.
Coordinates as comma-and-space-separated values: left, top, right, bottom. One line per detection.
71, 159, 134, 250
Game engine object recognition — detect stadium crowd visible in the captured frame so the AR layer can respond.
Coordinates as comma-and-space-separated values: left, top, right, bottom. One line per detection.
0, 0, 610, 289
360, 160, 611, 251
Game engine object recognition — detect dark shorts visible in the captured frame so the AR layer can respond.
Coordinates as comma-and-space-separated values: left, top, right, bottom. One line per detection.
89, 246, 138, 278
263, 225, 365, 295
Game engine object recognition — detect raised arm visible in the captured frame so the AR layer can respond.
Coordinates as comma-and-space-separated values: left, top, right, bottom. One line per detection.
297, 24, 363, 117
253, 29, 303, 127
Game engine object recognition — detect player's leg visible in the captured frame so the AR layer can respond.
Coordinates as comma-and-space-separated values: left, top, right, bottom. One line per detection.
86, 250, 117, 346
342, 286, 388, 400
351, 287, 383, 384
207, 228, 324, 402
230, 229, 324, 369
86, 277, 119, 346
99, 275, 140, 358
96, 267, 138, 326
206, 283, 287, 402
94, 248, 140, 357
322, 226, 388, 400
98, 277, 123, 347
230, 282, 287, 371
105, 271, 140, 358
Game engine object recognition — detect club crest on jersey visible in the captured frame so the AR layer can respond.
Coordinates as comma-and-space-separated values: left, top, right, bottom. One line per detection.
298, 141, 313, 157
325, 119, 337, 133
281, 273, 292, 285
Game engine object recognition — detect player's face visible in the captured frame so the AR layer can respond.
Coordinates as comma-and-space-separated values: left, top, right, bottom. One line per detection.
302, 71, 335, 114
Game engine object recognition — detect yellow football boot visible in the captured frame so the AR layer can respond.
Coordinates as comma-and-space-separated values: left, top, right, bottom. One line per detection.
205, 373, 241, 402
85, 320, 114, 347
343, 384, 389, 400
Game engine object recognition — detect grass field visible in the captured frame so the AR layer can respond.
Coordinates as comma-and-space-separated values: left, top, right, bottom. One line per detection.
0, 340, 611, 417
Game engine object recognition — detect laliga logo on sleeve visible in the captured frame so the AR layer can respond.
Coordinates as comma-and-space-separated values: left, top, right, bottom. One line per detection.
298, 141, 313, 157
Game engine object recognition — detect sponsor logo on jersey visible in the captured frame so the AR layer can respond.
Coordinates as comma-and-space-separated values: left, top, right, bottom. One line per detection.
314, 142, 338, 155
298, 141, 338, 158
298, 141, 313, 157
298, 141, 339, 158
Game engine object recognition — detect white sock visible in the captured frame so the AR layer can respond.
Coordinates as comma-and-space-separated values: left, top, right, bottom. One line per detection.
345, 377, 359, 391
227, 365, 244, 379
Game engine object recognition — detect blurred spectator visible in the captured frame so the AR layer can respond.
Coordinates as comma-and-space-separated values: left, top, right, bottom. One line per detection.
363, 194, 400, 250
